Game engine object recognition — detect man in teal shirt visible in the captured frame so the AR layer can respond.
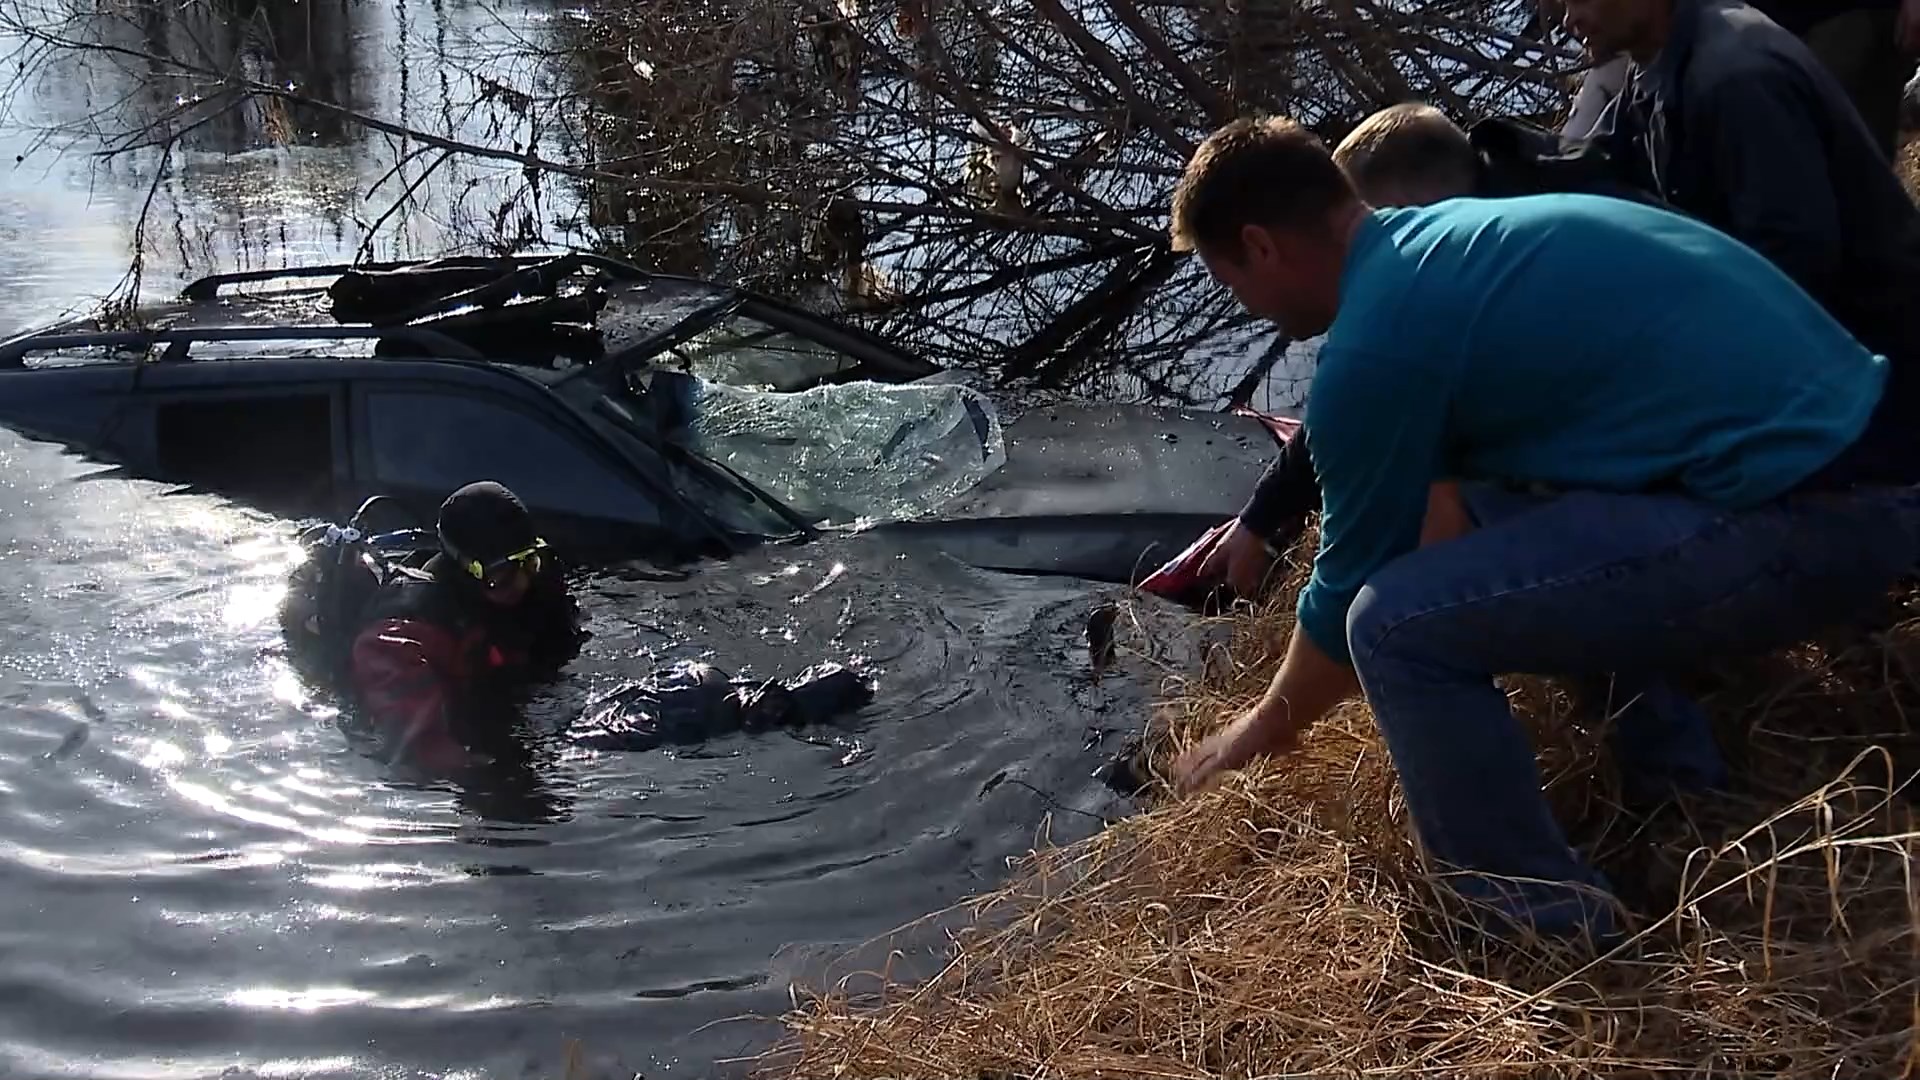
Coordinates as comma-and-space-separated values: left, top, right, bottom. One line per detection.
1168, 115, 1920, 939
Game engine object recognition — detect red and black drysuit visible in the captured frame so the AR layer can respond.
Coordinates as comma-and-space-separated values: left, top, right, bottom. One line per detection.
348, 555, 582, 772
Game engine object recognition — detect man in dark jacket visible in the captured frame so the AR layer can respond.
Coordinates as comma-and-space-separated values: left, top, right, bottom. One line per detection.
1553, 1, 1915, 156
350, 481, 584, 773
1577, 0, 1920, 373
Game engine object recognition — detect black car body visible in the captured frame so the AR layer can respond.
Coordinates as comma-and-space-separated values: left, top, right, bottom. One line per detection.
0, 255, 1285, 584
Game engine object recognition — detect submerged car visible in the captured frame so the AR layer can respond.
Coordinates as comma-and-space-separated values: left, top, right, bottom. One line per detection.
0, 254, 1288, 584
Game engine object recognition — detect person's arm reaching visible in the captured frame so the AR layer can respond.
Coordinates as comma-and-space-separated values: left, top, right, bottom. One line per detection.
1174, 624, 1359, 793
525, 575, 587, 673
1196, 426, 1320, 597
350, 618, 473, 774
1177, 343, 1450, 792
1238, 424, 1321, 538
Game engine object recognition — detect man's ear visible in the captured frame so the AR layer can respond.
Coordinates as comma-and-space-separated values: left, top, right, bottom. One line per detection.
1236, 223, 1277, 266
1266, 223, 1322, 267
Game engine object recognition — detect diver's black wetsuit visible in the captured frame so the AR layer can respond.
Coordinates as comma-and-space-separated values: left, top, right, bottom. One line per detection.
568, 660, 873, 752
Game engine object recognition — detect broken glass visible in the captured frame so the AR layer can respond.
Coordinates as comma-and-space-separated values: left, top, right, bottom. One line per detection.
677, 376, 1006, 527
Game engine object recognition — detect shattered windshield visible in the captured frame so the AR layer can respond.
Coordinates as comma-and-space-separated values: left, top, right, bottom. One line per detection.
621, 371, 1006, 528
582, 389, 804, 540
653, 312, 861, 391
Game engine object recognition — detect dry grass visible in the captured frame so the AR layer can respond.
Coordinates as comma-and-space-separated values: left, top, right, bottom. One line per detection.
759, 545, 1920, 1080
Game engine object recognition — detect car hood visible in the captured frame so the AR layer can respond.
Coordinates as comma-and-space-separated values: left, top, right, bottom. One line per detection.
871, 403, 1287, 585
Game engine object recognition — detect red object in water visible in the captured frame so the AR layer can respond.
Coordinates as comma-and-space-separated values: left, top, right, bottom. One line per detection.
1138, 521, 1233, 599
1138, 408, 1302, 602
1233, 406, 1302, 446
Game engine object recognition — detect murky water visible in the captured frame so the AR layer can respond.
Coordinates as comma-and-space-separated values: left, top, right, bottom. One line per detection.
0, 2, 1205, 1076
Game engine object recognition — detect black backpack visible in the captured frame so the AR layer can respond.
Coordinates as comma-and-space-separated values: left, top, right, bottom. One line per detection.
280, 496, 439, 675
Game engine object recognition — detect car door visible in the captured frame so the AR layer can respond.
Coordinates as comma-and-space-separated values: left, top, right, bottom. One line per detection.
0, 362, 145, 465
347, 375, 668, 555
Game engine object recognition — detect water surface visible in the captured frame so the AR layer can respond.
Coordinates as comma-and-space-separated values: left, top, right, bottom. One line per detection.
0, 427, 1189, 1078
0, 2, 1200, 1075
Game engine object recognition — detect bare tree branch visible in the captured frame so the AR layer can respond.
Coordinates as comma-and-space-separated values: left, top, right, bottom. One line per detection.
0, 0, 1578, 401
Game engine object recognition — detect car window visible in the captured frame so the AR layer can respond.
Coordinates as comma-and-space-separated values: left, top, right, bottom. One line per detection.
153, 391, 337, 507
364, 389, 662, 525
659, 313, 859, 392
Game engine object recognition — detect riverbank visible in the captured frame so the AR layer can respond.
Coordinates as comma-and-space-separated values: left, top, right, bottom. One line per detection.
762, 548, 1919, 1079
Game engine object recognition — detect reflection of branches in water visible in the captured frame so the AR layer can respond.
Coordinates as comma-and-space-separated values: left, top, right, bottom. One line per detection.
97, 140, 173, 326
2, 0, 370, 155
94, 87, 256, 320
0, 0, 561, 284
0, 0, 1582, 403
0, 0, 371, 284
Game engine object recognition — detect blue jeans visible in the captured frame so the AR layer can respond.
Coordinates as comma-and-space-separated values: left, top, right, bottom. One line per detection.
1344, 483, 1920, 939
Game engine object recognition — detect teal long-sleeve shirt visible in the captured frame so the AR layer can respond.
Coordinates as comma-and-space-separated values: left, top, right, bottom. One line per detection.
1296, 193, 1887, 665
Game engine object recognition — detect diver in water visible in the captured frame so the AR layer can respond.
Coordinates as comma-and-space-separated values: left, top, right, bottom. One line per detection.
569, 659, 874, 752
346, 481, 584, 773
285, 481, 875, 771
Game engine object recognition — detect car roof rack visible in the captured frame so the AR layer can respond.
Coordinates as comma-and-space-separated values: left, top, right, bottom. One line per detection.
179, 252, 661, 304
0, 324, 482, 369
4, 252, 943, 381
0, 254, 673, 370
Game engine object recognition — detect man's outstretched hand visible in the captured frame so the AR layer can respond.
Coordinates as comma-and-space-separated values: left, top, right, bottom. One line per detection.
1196, 518, 1278, 599
1173, 628, 1360, 797
1173, 702, 1300, 796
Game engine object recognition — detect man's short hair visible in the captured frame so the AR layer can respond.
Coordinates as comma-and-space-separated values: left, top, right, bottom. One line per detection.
1333, 103, 1480, 205
1169, 115, 1359, 256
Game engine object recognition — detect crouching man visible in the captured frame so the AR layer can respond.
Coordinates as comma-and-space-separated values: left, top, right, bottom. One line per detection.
1169, 116, 1920, 940
1195, 101, 1588, 600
